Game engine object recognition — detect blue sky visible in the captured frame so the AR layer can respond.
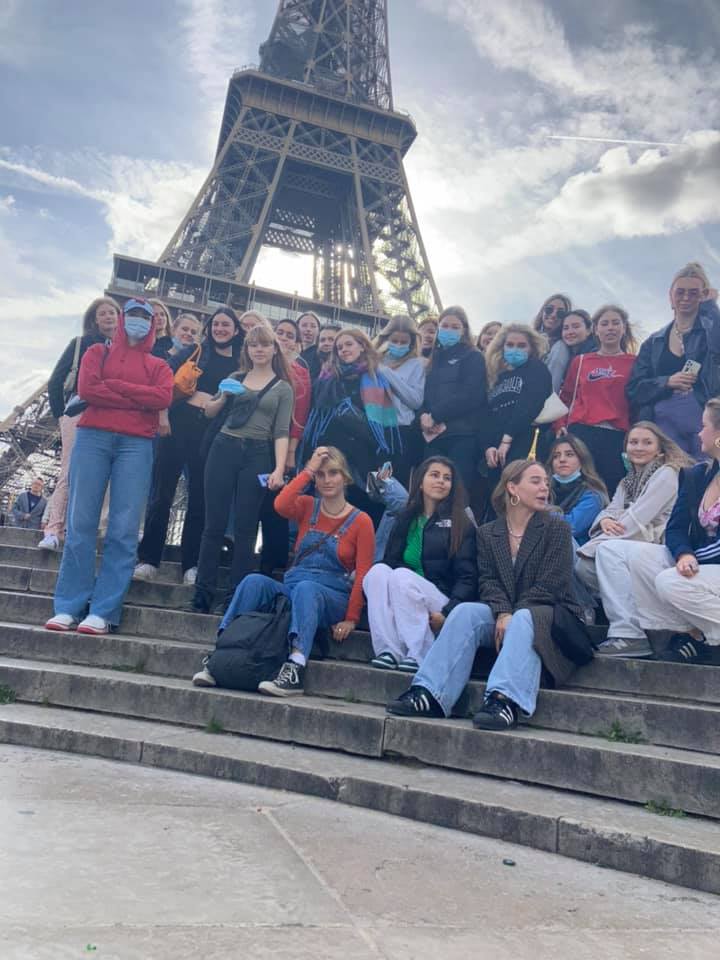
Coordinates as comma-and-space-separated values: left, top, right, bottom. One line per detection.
1, 0, 719, 416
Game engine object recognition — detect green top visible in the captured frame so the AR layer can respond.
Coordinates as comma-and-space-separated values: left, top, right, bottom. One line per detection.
402, 515, 428, 577
221, 378, 293, 441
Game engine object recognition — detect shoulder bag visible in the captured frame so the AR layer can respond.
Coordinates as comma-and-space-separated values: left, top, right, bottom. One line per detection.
172, 344, 202, 402
199, 376, 279, 458
551, 604, 596, 665
62, 337, 83, 403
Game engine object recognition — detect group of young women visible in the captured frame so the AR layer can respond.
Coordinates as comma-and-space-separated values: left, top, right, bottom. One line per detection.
39, 261, 720, 721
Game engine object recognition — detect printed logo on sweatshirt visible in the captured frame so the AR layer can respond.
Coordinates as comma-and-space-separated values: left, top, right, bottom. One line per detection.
586, 364, 623, 382
435, 519, 452, 528
488, 375, 523, 400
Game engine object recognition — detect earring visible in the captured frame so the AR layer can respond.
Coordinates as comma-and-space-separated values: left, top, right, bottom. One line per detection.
714, 439, 720, 450
510, 494, 520, 507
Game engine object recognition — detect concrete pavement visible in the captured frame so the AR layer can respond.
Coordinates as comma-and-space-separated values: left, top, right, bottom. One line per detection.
1, 745, 718, 959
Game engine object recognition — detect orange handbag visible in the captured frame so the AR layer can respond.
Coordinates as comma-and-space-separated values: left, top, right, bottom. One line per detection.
173, 344, 202, 401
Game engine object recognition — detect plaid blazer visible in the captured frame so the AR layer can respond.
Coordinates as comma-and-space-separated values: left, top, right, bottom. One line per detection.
476, 510, 582, 686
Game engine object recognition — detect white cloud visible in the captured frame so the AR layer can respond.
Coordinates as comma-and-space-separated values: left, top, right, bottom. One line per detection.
0, 193, 16, 214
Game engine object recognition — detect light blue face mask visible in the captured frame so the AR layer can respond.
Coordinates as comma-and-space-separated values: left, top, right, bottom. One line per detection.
125, 316, 151, 340
503, 347, 529, 367
553, 469, 582, 484
437, 328, 461, 348
387, 343, 410, 359
171, 336, 184, 351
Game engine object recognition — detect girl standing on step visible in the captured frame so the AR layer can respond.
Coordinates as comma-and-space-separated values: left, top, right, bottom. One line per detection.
533, 293, 572, 392
386, 459, 579, 729
189, 324, 293, 613
300, 328, 399, 525
134, 308, 243, 587
374, 314, 426, 487
193, 446, 375, 696
363, 456, 476, 674
575, 422, 691, 659
40, 296, 120, 552
45, 299, 174, 635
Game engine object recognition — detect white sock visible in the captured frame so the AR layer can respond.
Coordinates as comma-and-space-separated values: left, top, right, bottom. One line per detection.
289, 651, 306, 667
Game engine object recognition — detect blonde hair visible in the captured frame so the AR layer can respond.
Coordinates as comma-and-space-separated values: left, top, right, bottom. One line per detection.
239, 323, 292, 383
626, 421, 693, 472
148, 299, 172, 338
491, 459, 548, 516
313, 445, 352, 485
374, 314, 419, 361
330, 328, 380, 376
239, 310, 271, 331
591, 304, 638, 354
705, 398, 720, 431
173, 312, 200, 330
671, 262, 710, 289
82, 296, 120, 335
485, 323, 547, 389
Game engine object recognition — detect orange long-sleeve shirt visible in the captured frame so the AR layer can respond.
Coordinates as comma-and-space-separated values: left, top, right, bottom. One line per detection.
274, 469, 375, 623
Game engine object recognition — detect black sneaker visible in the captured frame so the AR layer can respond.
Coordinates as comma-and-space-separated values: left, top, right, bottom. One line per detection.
661, 633, 711, 664
258, 661, 305, 697
386, 686, 444, 718
472, 693, 519, 731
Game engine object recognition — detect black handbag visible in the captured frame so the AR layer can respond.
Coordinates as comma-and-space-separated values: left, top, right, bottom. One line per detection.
199, 376, 278, 458
551, 605, 596, 665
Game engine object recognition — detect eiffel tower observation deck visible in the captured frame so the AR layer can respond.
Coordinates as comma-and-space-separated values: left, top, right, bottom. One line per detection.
0, 0, 441, 497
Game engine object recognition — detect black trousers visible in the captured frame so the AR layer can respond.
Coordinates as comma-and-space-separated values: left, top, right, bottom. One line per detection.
392, 423, 423, 489
259, 489, 289, 574
423, 434, 478, 497
137, 403, 207, 572
568, 423, 625, 498
194, 434, 273, 610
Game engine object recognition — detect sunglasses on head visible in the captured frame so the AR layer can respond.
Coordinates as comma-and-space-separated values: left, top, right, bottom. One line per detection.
543, 304, 567, 320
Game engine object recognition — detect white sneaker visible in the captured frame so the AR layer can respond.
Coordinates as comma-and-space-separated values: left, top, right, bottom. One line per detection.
77, 614, 110, 635
45, 613, 77, 632
183, 567, 198, 586
38, 534, 61, 552
192, 664, 216, 687
133, 563, 158, 582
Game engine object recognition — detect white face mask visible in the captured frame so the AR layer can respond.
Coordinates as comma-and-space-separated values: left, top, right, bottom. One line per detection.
125, 316, 152, 340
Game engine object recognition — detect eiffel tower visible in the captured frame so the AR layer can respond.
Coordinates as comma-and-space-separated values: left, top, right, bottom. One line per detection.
0, 0, 440, 497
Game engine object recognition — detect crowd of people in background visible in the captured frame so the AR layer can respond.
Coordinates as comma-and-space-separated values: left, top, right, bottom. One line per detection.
14, 258, 719, 724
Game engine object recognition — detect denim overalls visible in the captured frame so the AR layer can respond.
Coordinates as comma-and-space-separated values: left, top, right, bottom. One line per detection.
219, 499, 360, 660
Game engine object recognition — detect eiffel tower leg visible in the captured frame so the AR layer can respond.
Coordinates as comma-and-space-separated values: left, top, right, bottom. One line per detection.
351, 138, 383, 313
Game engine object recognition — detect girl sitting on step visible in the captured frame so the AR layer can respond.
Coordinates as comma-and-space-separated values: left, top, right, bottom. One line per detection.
386, 459, 579, 730
363, 456, 477, 674
193, 446, 375, 697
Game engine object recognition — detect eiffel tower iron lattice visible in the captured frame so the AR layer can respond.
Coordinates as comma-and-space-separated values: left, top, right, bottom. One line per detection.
0, 0, 441, 501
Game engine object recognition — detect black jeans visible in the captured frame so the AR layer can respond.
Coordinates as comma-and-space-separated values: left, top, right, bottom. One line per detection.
138, 403, 207, 572
194, 434, 273, 610
259, 489, 289, 574
568, 423, 625, 498
392, 423, 423, 489
424, 434, 478, 496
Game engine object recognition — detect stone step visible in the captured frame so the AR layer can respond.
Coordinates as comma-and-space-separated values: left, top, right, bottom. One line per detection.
0, 524, 231, 564
1, 703, 718, 896
1, 656, 719, 818
2, 624, 719, 755
0, 542, 232, 586
0, 590, 220, 643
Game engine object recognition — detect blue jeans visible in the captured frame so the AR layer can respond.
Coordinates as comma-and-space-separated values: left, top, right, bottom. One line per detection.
413, 603, 542, 717
54, 427, 153, 624
219, 572, 348, 660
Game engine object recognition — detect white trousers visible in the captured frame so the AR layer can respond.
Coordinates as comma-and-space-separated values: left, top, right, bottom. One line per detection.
594, 540, 720, 644
363, 563, 449, 662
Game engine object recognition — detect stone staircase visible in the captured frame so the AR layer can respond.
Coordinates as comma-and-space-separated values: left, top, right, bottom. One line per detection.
0, 525, 718, 895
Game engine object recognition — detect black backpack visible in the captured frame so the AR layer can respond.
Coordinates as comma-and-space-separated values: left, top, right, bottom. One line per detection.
207, 594, 290, 690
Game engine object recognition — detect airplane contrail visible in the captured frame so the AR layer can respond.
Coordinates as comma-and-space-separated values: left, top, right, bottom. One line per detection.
548, 134, 680, 147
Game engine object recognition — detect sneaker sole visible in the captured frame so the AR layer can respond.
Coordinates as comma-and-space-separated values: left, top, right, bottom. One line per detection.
370, 659, 398, 670
77, 625, 110, 636
45, 622, 75, 633
396, 664, 419, 674
192, 678, 216, 687
597, 649, 653, 659
257, 683, 303, 698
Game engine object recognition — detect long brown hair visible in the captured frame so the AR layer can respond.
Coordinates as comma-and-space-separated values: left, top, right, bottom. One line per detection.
82, 296, 120, 335
625, 421, 693, 473
329, 328, 380, 376
591, 304, 638, 354
392, 456, 470, 556
238, 324, 292, 382
546, 435, 609, 504
533, 293, 572, 338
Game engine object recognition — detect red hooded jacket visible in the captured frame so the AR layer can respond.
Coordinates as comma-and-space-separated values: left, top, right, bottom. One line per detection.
77, 312, 174, 438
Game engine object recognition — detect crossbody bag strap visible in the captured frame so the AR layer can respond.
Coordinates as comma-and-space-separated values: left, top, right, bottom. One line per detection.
566, 355, 584, 424
290, 514, 348, 569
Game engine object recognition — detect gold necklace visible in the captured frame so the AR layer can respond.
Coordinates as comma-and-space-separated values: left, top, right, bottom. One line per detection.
507, 522, 525, 540
322, 501, 348, 517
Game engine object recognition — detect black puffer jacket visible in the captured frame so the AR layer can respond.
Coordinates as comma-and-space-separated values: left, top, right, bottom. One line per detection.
422, 343, 488, 438
382, 502, 477, 614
